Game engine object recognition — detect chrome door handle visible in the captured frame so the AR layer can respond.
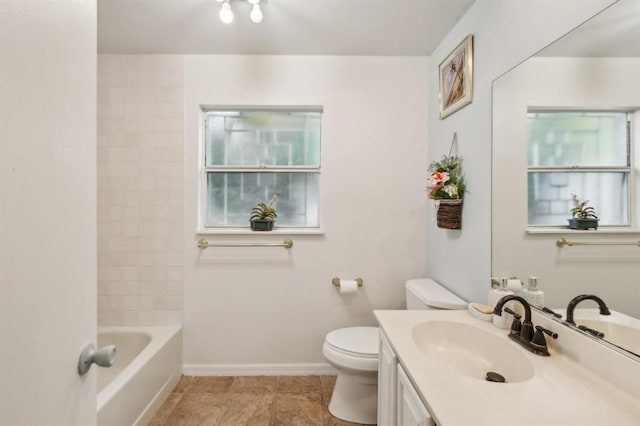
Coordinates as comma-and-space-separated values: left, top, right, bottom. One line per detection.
77, 342, 116, 376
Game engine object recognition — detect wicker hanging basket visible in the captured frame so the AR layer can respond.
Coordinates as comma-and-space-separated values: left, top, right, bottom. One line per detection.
436, 199, 463, 229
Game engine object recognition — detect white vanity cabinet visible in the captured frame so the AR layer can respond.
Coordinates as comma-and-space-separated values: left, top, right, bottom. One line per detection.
378, 331, 398, 425
397, 364, 434, 426
378, 330, 435, 426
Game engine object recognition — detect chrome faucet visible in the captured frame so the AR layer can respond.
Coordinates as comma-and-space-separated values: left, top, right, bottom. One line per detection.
565, 294, 611, 325
494, 295, 556, 356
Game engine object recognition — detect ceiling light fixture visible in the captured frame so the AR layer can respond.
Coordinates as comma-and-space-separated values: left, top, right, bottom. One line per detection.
218, 0, 234, 24
248, 0, 263, 23
216, 0, 265, 24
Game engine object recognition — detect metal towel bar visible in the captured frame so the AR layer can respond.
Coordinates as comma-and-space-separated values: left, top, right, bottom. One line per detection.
556, 237, 640, 248
197, 238, 293, 249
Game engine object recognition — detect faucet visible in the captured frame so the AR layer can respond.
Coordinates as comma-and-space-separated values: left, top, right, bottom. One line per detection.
565, 294, 611, 325
494, 295, 555, 356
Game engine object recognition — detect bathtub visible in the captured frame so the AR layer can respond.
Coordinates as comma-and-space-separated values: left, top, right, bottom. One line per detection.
97, 325, 182, 426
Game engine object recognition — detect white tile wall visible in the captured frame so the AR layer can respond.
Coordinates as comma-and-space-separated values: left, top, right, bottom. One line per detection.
97, 55, 184, 326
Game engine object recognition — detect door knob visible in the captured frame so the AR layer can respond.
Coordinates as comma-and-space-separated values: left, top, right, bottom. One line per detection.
77, 342, 116, 376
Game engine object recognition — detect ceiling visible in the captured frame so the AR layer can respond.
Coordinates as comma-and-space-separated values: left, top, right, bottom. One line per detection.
98, 0, 475, 55
538, 0, 640, 58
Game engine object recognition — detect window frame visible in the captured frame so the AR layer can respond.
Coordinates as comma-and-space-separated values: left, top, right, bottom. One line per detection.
526, 108, 635, 230
197, 106, 324, 235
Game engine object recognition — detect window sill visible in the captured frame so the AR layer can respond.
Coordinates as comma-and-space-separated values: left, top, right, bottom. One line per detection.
197, 228, 325, 236
526, 227, 640, 235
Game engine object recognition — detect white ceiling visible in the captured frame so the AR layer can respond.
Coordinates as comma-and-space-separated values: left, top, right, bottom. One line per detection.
98, 0, 475, 55
538, 0, 640, 58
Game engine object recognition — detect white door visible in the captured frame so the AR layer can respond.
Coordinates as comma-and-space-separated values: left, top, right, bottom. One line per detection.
0, 1, 98, 424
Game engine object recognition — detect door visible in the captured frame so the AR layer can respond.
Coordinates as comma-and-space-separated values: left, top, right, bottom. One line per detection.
0, 0, 98, 424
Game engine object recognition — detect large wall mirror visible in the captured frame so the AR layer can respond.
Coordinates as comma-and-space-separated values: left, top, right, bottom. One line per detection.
492, 0, 640, 358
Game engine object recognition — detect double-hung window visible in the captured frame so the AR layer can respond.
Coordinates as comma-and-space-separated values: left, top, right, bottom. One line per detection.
527, 110, 633, 227
201, 107, 322, 230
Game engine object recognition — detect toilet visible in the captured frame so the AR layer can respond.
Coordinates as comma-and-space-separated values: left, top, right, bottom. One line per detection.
322, 278, 467, 424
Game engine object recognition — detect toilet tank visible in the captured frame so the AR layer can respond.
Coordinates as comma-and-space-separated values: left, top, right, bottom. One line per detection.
405, 278, 467, 310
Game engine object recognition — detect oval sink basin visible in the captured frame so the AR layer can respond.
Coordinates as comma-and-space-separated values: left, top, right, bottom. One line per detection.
576, 319, 640, 354
412, 321, 534, 383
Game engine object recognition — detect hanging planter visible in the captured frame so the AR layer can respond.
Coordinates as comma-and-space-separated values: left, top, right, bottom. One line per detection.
436, 199, 463, 229
426, 133, 466, 230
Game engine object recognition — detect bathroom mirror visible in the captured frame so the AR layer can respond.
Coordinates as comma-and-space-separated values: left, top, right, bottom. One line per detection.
491, 0, 640, 358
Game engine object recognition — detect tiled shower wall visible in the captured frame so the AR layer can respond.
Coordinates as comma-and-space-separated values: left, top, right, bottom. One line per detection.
97, 55, 184, 326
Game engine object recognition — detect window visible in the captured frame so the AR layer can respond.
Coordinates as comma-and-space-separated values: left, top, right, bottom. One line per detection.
527, 111, 632, 227
201, 107, 322, 230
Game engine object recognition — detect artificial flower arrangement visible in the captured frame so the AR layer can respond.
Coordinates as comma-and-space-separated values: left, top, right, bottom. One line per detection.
426, 155, 466, 200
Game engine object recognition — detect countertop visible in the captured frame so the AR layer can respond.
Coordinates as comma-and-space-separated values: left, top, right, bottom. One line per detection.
375, 309, 640, 425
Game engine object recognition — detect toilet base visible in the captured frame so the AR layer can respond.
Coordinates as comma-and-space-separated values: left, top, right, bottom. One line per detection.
328, 370, 378, 425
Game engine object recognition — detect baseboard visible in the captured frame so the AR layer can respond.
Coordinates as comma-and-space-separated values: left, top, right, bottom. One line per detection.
183, 363, 337, 376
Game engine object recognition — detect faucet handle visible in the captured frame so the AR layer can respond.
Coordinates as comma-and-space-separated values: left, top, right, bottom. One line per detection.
504, 307, 522, 334
532, 325, 558, 346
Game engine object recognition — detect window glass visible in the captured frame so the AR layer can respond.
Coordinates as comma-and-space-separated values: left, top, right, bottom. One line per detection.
205, 111, 321, 167
528, 172, 629, 226
528, 112, 628, 167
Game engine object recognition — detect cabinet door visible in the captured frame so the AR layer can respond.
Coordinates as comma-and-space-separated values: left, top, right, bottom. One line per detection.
397, 364, 434, 426
378, 330, 398, 426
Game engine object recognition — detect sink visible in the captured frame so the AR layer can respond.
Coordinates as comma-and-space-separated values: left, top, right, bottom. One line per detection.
411, 320, 534, 383
575, 319, 640, 354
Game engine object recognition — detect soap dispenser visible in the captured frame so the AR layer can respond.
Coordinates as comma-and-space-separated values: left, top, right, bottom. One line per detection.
522, 276, 544, 308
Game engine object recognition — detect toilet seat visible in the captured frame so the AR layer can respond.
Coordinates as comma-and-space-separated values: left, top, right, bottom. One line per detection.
325, 327, 378, 358
323, 327, 379, 372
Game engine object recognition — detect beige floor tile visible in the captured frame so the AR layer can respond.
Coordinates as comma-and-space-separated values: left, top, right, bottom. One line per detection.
319, 376, 336, 407
164, 392, 274, 426
230, 376, 278, 393
276, 375, 322, 393
148, 393, 182, 426
186, 376, 234, 393
173, 375, 194, 393
322, 410, 368, 426
270, 393, 323, 425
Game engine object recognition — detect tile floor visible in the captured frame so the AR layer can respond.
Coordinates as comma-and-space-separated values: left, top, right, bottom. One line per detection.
149, 375, 368, 426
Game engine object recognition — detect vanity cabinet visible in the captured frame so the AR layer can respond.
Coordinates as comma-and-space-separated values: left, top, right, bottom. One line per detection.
378, 331, 398, 425
397, 364, 434, 426
379, 330, 435, 426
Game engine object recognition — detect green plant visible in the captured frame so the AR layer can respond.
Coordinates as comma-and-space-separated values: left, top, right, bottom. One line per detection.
426, 155, 466, 200
570, 193, 598, 220
250, 194, 278, 221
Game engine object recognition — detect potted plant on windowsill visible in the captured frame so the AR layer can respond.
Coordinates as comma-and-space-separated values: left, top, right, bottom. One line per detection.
568, 193, 599, 230
250, 194, 278, 231
427, 154, 466, 229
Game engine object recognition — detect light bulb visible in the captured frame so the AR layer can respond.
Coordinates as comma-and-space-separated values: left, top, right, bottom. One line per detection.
250, 4, 263, 23
219, 2, 234, 24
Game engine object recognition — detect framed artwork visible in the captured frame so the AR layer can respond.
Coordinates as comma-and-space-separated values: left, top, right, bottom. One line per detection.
439, 34, 473, 119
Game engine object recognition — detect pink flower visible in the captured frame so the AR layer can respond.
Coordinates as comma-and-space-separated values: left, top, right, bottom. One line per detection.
429, 171, 449, 186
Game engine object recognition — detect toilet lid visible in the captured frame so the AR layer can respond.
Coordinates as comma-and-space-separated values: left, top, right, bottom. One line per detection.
325, 327, 379, 357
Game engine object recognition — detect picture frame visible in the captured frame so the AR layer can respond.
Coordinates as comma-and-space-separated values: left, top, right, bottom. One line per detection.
439, 34, 474, 119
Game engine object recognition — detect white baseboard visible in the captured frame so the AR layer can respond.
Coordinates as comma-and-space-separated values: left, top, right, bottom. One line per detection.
183, 363, 337, 376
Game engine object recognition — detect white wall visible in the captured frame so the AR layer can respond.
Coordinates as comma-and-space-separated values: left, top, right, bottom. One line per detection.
97, 55, 184, 326
492, 57, 640, 317
426, 0, 616, 304
0, 0, 97, 423
183, 55, 428, 368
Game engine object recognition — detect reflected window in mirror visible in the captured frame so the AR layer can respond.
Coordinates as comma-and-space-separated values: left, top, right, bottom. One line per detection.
527, 110, 634, 227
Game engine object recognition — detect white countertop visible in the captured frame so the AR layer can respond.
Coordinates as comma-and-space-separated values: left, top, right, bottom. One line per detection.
375, 309, 640, 426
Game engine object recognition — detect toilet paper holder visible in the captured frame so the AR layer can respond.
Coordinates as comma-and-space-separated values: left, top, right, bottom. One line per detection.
332, 277, 363, 287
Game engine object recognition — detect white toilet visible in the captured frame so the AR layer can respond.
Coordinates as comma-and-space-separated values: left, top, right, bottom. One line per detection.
322, 278, 467, 424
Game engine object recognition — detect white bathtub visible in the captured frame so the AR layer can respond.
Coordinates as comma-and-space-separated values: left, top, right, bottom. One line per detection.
97, 325, 182, 426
